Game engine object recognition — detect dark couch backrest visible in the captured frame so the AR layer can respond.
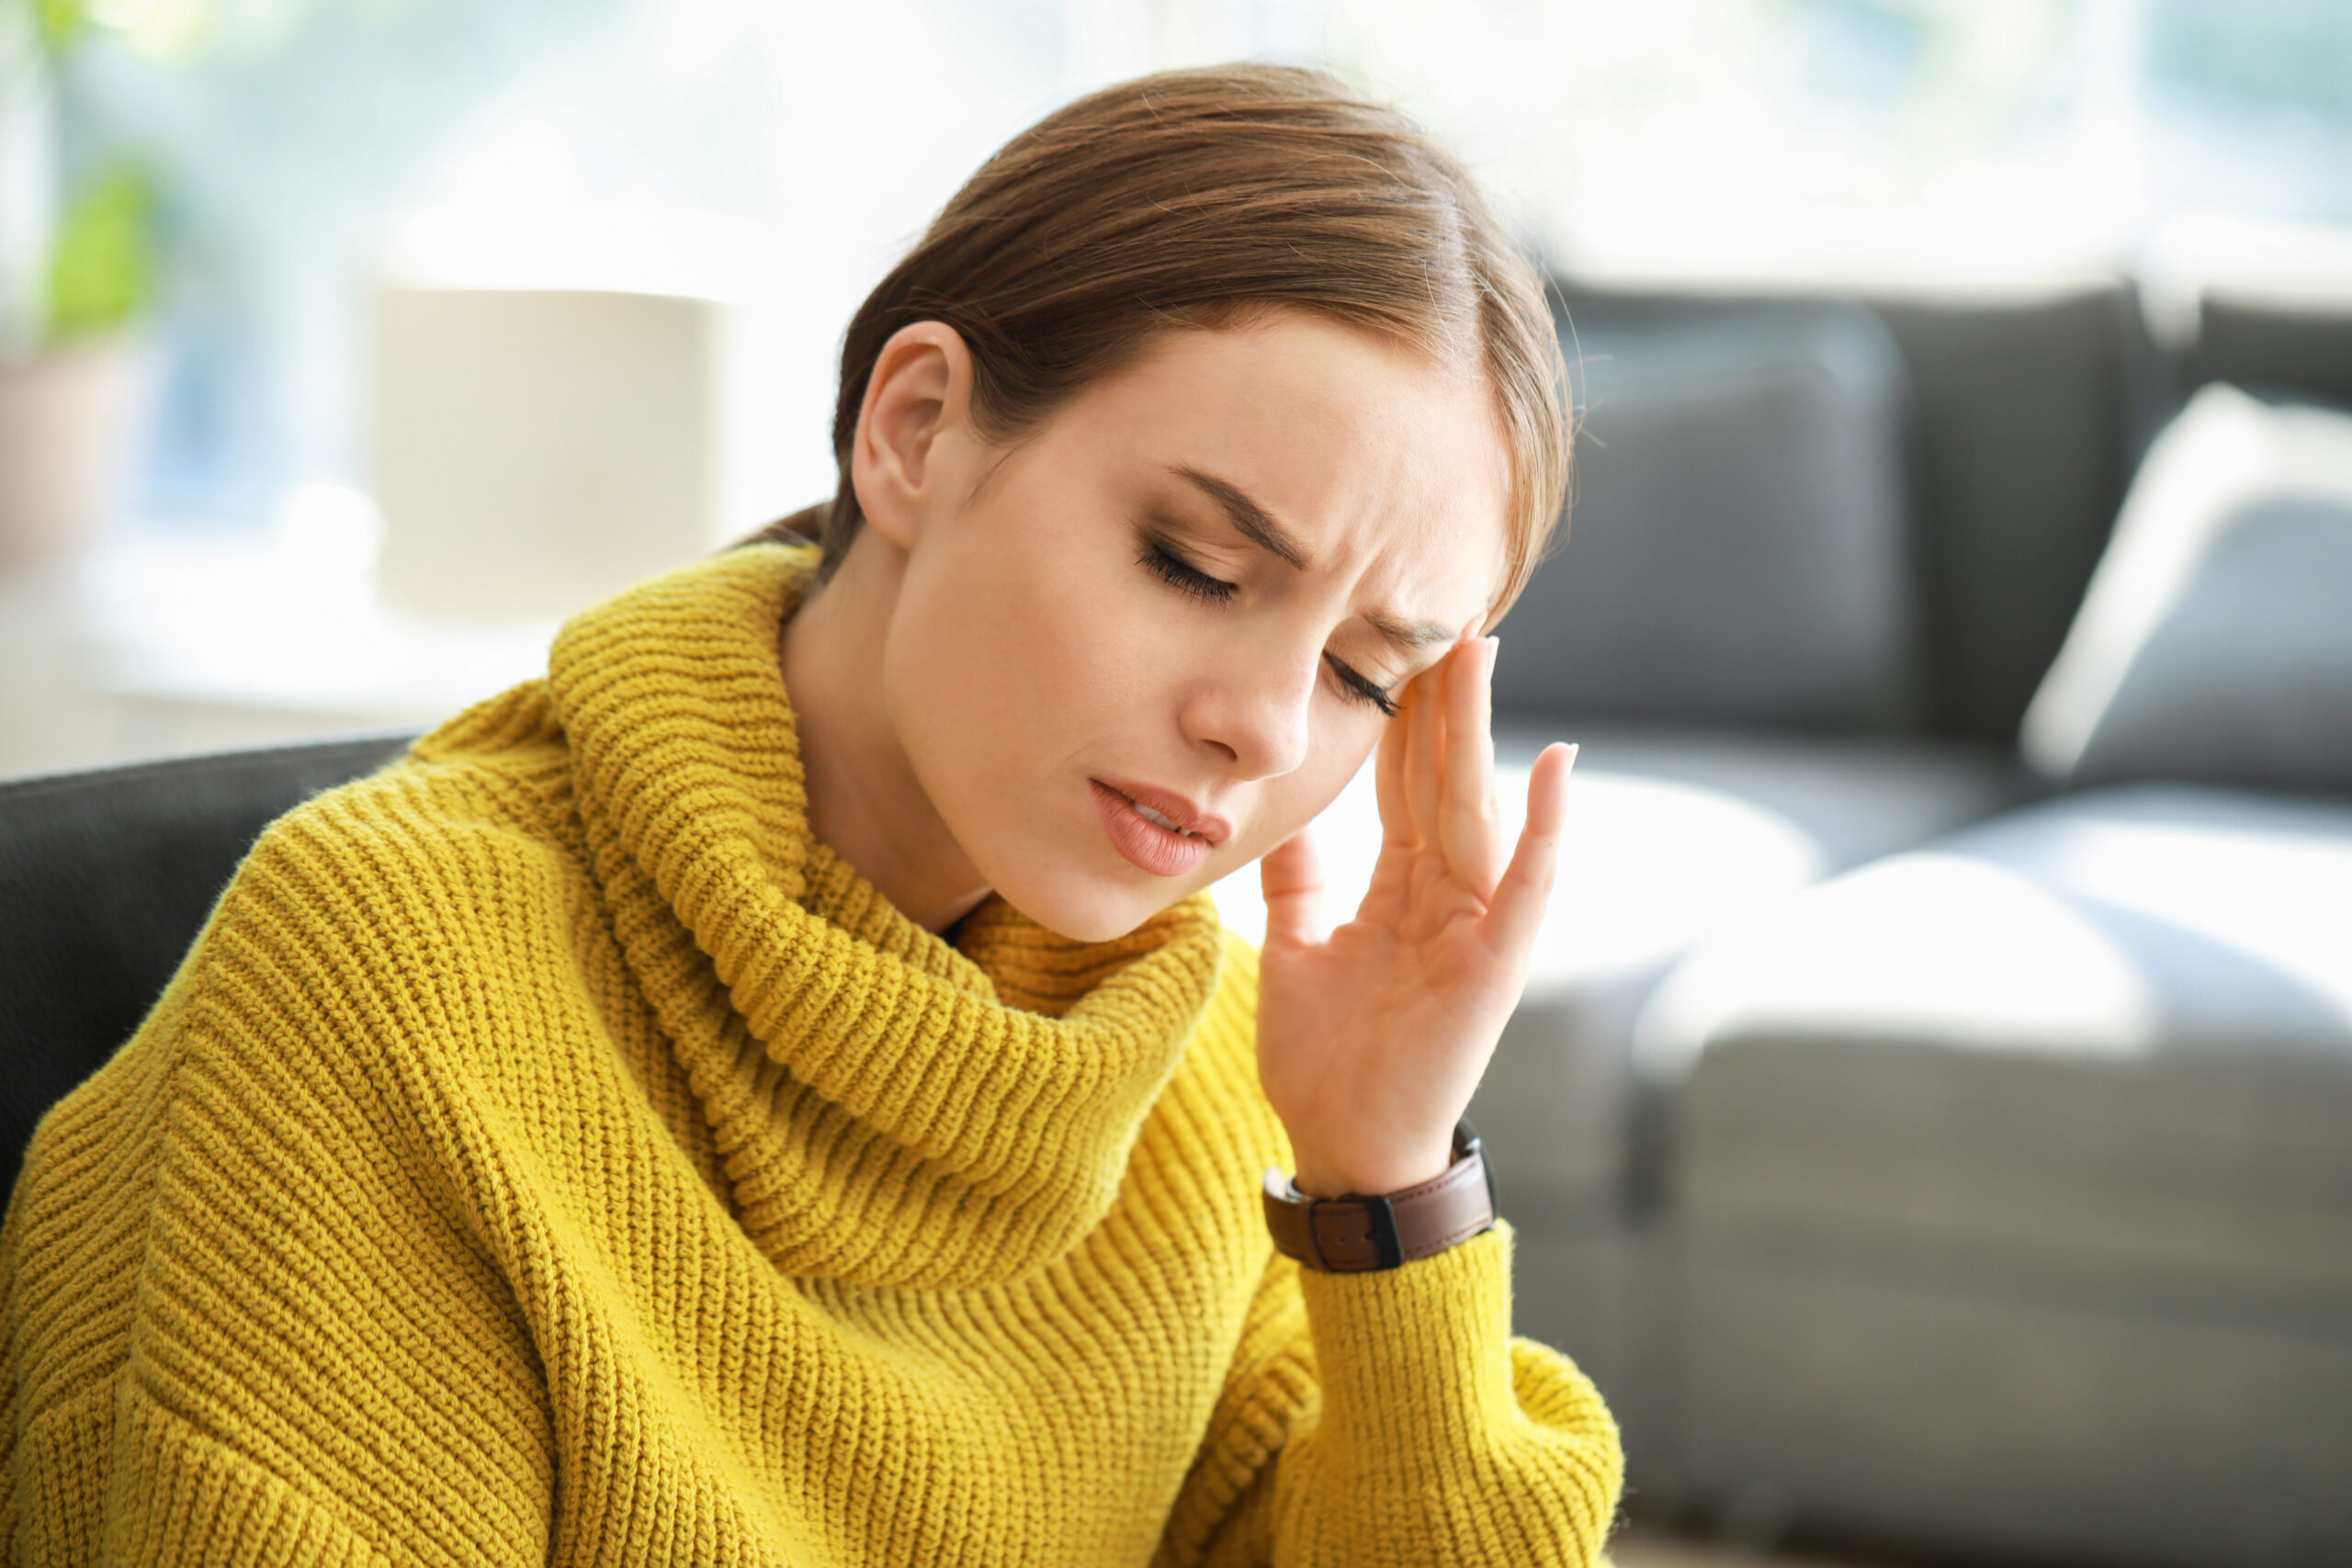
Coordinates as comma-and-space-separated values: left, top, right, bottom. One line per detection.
0, 736, 413, 1188
2191, 299, 2352, 410
1498, 298, 1926, 732
1529, 280, 2182, 743
1530, 277, 2352, 746
1866, 287, 2168, 740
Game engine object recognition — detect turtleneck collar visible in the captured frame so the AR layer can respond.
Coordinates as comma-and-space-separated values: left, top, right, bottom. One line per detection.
546, 543, 1227, 1289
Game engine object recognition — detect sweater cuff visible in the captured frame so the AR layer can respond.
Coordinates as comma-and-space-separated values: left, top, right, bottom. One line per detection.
1295, 1220, 1518, 1466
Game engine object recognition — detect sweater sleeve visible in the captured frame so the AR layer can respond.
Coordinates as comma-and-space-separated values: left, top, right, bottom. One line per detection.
1, 983, 558, 1568
1155, 1221, 1623, 1568
92, 1384, 392, 1568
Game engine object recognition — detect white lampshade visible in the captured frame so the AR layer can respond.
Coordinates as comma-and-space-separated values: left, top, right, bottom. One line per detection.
373, 284, 729, 621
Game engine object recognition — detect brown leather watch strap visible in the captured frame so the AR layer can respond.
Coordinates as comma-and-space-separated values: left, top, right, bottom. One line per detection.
1261, 1121, 1498, 1272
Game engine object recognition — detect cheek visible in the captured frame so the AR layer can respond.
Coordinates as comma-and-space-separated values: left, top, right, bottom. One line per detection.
883, 504, 1163, 790
884, 485, 1379, 869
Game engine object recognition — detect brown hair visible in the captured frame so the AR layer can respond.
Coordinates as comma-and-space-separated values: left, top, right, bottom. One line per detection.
759, 63, 1568, 618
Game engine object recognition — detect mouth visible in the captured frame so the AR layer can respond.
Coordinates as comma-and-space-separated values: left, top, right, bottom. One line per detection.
1089, 778, 1227, 877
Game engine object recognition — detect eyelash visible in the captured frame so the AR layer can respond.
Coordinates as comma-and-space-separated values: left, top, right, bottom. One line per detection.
1136, 538, 1400, 718
1138, 537, 1236, 605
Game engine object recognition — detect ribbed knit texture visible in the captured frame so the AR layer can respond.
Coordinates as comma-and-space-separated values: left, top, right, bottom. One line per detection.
0, 543, 1622, 1566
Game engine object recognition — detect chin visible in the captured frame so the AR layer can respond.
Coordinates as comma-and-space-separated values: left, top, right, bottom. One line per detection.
982, 858, 1194, 945
992, 879, 1157, 944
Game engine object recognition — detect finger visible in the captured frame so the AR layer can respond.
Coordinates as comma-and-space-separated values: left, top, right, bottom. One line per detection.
1260, 826, 1327, 948
1439, 636, 1507, 899
1485, 741, 1577, 959
1374, 689, 1417, 848
1404, 648, 1452, 848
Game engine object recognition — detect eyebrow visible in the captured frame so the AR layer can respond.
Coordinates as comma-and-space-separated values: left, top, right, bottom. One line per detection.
1173, 465, 1310, 570
1169, 465, 1461, 656
1363, 608, 1460, 653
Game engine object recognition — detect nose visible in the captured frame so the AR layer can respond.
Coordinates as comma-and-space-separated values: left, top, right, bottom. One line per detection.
1181, 633, 1317, 781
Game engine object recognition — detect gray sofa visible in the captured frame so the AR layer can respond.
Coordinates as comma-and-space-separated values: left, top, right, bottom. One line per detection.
1464, 279, 2352, 1566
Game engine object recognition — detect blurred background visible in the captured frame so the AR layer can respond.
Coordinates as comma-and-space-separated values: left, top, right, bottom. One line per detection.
4, 4, 2351, 1566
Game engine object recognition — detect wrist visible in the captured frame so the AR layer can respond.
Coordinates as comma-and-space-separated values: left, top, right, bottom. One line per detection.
1290, 1138, 1453, 1201
1264, 1121, 1498, 1273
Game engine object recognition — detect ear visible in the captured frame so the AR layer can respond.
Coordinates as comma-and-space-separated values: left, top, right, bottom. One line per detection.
850, 321, 976, 552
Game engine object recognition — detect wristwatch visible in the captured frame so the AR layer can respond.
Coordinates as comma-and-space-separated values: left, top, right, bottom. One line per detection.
1261, 1120, 1498, 1272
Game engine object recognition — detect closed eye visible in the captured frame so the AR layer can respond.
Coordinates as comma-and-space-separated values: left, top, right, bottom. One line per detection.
1139, 532, 1397, 717
1324, 653, 1399, 717
1137, 538, 1237, 605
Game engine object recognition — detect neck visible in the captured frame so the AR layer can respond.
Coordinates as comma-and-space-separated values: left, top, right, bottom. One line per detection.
778, 536, 994, 934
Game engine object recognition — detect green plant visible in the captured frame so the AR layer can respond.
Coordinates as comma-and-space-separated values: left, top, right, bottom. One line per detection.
46, 158, 153, 337
2, 0, 159, 350
31, 0, 84, 51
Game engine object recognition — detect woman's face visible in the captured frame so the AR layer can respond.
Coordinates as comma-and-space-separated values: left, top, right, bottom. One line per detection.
872, 312, 1512, 942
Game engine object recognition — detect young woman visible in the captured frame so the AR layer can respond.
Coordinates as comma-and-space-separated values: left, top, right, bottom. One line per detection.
0, 65, 1618, 1565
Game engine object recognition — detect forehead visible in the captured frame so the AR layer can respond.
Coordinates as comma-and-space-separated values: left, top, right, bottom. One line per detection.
1053, 315, 1513, 614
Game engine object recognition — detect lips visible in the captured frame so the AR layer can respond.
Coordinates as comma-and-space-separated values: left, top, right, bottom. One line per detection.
1089, 778, 1228, 877
1095, 778, 1232, 844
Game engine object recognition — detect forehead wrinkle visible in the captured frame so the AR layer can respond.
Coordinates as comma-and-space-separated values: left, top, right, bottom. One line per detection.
1361, 605, 1460, 654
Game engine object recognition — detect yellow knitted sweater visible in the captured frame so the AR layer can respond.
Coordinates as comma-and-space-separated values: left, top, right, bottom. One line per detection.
0, 544, 1622, 1566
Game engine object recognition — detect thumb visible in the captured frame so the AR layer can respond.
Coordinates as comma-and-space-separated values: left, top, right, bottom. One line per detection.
1260, 827, 1326, 948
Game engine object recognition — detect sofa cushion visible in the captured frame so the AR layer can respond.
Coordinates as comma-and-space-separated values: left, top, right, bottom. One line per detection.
2023, 384, 2352, 793
1496, 302, 1924, 729
1641, 784, 2352, 1312
1637, 784, 2352, 1564
1675, 1240, 2352, 1567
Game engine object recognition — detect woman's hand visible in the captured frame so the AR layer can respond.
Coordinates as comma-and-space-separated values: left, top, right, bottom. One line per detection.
1254, 635, 1576, 1200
